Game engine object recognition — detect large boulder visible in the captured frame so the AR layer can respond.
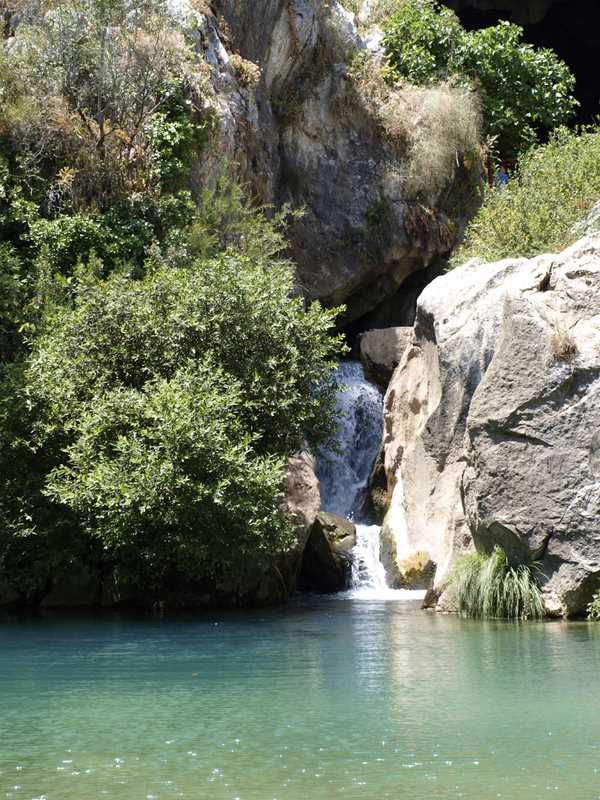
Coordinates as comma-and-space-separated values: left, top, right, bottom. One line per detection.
359, 326, 413, 389
383, 234, 600, 617
298, 511, 356, 592
280, 450, 322, 593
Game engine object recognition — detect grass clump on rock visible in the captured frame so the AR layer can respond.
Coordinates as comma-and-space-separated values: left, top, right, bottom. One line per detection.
448, 546, 544, 620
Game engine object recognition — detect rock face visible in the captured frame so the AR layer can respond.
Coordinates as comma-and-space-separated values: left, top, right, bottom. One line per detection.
191, 0, 470, 323
383, 234, 600, 617
298, 511, 356, 592
359, 326, 413, 389
280, 450, 322, 593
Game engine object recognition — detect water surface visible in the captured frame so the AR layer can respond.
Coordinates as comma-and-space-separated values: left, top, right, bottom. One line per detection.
2, 598, 600, 800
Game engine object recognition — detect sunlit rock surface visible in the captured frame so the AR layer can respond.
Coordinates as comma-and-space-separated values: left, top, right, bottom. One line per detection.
188, 0, 467, 322
383, 234, 600, 617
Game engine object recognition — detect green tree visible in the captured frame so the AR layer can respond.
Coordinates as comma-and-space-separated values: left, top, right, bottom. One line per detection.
382, 0, 463, 85
382, 0, 577, 158
452, 22, 577, 157
21, 252, 342, 585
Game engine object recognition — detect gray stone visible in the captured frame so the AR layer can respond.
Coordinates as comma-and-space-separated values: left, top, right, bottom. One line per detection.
0, 579, 19, 607
298, 511, 356, 592
383, 234, 600, 617
359, 326, 412, 389
182, 0, 471, 322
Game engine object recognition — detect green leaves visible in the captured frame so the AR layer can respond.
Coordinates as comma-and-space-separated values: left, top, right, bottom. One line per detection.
20, 233, 343, 585
43, 361, 292, 577
454, 126, 600, 264
382, 0, 463, 86
382, 0, 577, 159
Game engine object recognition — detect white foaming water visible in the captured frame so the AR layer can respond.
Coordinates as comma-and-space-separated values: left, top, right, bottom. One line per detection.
317, 361, 424, 601
317, 361, 383, 519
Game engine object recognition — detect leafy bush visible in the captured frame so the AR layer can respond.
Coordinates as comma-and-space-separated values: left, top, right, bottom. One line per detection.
453, 127, 600, 264
20, 246, 342, 584
43, 362, 294, 582
0, 0, 209, 210
383, 0, 463, 85
451, 23, 577, 158
588, 590, 600, 621
383, 0, 577, 158
448, 546, 544, 620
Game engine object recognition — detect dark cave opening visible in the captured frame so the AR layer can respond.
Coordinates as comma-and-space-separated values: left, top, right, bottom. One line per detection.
444, 0, 600, 126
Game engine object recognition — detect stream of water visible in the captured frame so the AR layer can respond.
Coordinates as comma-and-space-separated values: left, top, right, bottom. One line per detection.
316, 361, 422, 600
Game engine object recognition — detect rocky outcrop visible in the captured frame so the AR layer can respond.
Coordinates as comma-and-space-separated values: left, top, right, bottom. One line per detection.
298, 511, 356, 592
383, 234, 600, 617
359, 326, 412, 389
280, 450, 322, 592
189, 0, 474, 323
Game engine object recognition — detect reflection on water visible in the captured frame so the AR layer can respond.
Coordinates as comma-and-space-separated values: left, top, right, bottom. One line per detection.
2, 601, 600, 799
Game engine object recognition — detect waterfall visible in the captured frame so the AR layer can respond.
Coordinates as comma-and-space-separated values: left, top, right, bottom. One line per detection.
317, 361, 422, 600
317, 361, 382, 521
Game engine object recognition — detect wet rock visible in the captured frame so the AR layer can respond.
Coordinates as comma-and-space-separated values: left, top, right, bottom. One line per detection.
298, 511, 356, 592
380, 528, 434, 589
359, 326, 413, 389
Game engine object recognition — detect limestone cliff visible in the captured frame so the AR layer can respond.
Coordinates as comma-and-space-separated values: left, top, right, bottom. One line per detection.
382, 234, 600, 617
189, 0, 478, 324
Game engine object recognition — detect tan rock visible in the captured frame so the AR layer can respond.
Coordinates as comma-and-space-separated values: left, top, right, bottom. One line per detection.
359, 327, 413, 389
382, 233, 600, 617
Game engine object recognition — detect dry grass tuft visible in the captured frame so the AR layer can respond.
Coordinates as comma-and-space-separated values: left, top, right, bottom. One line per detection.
346, 54, 482, 202
229, 54, 261, 88
549, 322, 577, 362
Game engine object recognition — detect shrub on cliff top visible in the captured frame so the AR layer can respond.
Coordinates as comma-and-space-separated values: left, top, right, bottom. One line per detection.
346, 53, 482, 205
453, 126, 600, 264
0, 0, 210, 212
448, 546, 544, 620
382, 0, 577, 159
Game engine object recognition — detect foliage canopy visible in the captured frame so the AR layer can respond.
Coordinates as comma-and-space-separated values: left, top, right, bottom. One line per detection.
453, 126, 600, 264
382, 0, 577, 158
0, 0, 345, 602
